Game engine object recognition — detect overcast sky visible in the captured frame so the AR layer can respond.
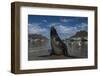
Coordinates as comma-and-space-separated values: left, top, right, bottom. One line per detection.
28, 15, 88, 39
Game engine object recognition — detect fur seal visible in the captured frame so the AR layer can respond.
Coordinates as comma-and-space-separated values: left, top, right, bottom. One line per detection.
50, 26, 69, 56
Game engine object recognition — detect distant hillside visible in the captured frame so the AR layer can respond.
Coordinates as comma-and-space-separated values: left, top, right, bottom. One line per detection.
28, 34, 48, 47
28, 34, 48, 40
71, 31, 87, 38
64, 31, 88, 42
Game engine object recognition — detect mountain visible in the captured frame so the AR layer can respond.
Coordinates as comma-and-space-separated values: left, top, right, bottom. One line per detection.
28, 34, 48, 40
71, 31, 87, 38
28, 34, 48, 45
64, 31, 88, 42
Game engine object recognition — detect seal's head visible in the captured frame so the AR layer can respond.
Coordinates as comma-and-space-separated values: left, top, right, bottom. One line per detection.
50, 26, 58, 37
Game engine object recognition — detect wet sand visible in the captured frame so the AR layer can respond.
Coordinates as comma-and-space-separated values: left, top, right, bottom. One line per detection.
28, 41, 88, 61
28, 49, 84, 61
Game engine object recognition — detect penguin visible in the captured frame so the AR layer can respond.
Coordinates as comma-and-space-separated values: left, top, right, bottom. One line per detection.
50, 26, 69, 56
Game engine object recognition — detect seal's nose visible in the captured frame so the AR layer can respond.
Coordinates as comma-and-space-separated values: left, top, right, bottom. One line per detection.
51, 26, 56, 31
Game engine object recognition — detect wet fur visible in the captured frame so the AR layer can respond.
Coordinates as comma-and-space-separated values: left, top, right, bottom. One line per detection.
50, 26, 69, 56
